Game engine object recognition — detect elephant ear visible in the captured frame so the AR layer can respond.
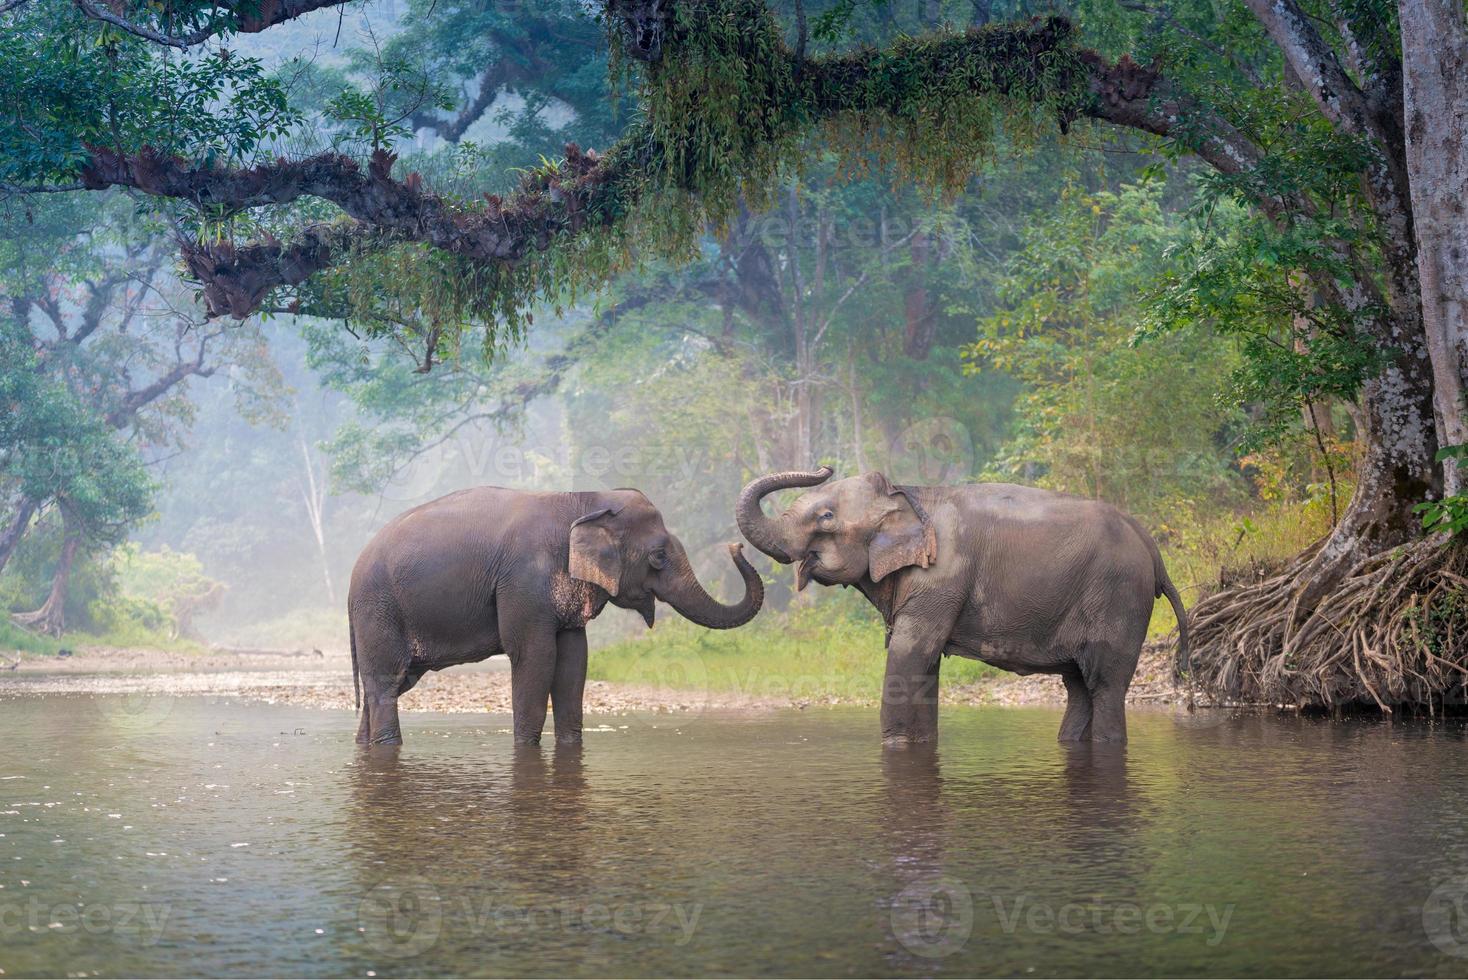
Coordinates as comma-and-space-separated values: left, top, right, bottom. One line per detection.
865, 472, 938, 584
569, 507, 622, 596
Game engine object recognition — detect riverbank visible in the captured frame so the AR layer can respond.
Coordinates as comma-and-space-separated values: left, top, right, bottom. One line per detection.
0, 640, 1197, 713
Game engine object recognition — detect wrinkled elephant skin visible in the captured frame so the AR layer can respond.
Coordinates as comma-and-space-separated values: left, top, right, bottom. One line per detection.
737, 469, 1187, 744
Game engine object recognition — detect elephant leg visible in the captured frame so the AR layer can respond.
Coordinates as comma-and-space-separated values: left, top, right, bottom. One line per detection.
551, 628, 588, 746
358, 624, 411, 746
1058, 666, 1093, 742
1084, 624, 1143, 743
1086, 672, 1130, 743
880, 621, 944, 746
362, 664, 426, 746
367, 693, 405, 746
508, 631, 557, 745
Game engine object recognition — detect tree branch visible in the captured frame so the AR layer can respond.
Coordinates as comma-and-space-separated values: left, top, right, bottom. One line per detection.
104, 328, 217, 427
71, 0, 352, 49
1240, 0, 1381, 142
80, 141, 622, 316
409, 60, 515, 142
1078, 52, 1264, 176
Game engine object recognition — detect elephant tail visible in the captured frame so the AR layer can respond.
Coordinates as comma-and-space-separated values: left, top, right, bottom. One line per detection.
350, 617, 361, 713
1159, 565, 1190, 676
1123, 515, 1189, 675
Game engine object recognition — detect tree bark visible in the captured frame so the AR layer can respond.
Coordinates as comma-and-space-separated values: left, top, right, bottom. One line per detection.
1401, 0, 1468, 493
65, 16, 1106, 318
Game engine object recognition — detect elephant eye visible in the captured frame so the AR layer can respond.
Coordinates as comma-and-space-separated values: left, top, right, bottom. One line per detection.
818, 510, 835, 526
649, 548, 667, 569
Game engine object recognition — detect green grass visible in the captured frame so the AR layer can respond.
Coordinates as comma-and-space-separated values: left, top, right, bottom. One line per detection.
0, 617, 207, 656
0, 619, 64, 656
589, 593, 1000, 703
66, 626, 206, 653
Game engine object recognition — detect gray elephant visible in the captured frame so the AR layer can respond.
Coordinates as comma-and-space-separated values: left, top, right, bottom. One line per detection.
736, 468, 1187, 744
349, 486, 762, 746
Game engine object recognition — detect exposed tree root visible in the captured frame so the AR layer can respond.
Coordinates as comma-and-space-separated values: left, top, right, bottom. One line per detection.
1186, 536, 1468, 710
12, 602, 65, 638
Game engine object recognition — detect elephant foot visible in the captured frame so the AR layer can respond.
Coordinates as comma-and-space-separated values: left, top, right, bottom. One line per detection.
554, 732, 583, 746
513, 733, 543, 746
369, 730, 403, 746
881, 732, 937, 749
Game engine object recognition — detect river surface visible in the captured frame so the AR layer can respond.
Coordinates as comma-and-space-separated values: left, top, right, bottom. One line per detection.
2, 692, 1468, 977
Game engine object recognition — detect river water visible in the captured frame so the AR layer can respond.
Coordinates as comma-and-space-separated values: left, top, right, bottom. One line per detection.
2, 692, 1467, 977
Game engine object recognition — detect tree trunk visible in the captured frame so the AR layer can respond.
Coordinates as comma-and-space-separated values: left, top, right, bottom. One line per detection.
0, 496, 37, 577
14, 505, 80, 637
1287, 329, 1440, 623
1401, 0, 1468, 494
297, 429, 336, 605
902, 232, 936, 361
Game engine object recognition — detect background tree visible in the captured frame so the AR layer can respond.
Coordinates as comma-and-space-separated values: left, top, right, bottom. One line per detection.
0, 194, 280, 632
0, 320, 153, 632
965, 179, 1244, 519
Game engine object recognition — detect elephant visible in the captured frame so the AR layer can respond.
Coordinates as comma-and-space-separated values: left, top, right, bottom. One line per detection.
736, 468, 1188, 744
348, 486, 762, 746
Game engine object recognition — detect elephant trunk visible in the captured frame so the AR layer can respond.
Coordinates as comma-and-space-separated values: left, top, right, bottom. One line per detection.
656, 540, 764, 629
735, 466, 833, 564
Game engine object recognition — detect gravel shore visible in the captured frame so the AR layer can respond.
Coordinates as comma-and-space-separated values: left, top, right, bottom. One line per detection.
0, 641, 1192, 713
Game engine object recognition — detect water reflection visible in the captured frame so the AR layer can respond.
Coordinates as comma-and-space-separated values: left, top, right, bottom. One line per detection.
5, 697, 1468, 976
348, 742, 590, 878
343, 742, 601, 963
880, 744, 964, 962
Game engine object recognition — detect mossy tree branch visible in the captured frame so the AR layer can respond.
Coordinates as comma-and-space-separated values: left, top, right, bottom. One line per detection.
70, 0, 351, 49
65, 3, 1260, 320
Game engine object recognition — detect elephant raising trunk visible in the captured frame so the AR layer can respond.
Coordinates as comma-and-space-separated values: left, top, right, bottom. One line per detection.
733, 467, 1189, 745
735, 466, 834, 564
654, 541, 763, 629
